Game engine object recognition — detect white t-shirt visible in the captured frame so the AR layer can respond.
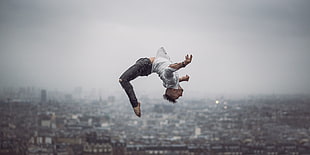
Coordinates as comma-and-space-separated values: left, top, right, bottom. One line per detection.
152, 47, 179, 89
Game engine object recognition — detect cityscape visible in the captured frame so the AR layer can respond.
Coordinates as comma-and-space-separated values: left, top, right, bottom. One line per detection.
1, 0, 310, 155
0, 86, 310, 155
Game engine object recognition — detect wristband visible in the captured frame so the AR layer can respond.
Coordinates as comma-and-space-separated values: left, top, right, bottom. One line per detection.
182, 61, 186, 67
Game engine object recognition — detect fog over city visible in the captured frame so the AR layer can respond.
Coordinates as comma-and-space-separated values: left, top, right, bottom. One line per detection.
1, 1, 310, 154
1, 0, 310, 96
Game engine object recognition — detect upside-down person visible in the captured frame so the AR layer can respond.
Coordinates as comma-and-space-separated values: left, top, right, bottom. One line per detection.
119, 47, 193, 117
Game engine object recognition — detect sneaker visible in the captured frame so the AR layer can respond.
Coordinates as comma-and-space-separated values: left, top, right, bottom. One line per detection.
133, 102, 141, 117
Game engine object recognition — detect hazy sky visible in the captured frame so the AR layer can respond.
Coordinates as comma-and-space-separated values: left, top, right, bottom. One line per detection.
1, 0, 310, 96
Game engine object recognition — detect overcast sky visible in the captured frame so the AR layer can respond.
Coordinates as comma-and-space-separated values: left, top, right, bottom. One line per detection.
0, 0, 310, 97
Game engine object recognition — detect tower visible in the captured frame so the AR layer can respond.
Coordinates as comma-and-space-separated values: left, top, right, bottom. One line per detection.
41, 89, 47, 103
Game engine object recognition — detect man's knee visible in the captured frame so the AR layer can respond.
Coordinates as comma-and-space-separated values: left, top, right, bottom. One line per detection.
119, 78, 124, 85
119, 78, 126, 87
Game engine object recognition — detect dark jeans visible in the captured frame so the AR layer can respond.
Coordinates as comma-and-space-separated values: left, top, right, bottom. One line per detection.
119, 58, 152, 108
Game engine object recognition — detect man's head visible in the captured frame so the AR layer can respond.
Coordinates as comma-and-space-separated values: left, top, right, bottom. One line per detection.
163, 85, 183, 103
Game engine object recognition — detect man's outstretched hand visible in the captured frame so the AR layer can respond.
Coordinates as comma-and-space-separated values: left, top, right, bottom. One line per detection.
169, 54, 193, 70
184, 54, 193, 65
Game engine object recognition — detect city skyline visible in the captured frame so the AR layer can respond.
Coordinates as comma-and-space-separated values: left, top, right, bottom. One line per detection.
0, 87, 309, 154
1, 0, 310, 95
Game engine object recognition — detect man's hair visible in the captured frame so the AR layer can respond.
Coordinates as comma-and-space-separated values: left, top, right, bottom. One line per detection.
163, 94, 176, 103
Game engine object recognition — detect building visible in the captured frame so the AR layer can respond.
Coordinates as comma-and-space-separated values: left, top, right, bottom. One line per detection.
83, 132, 113, 155
41, 89, 47, 103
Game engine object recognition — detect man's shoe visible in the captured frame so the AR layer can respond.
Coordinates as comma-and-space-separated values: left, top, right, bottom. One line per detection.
133, 102, 141, 117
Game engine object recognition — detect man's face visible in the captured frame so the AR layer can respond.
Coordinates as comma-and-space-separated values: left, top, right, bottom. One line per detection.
169, 85, 184, 100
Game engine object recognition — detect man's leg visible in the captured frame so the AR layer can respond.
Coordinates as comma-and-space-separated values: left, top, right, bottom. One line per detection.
119, 58, 152, 117
119, 64, 140, 108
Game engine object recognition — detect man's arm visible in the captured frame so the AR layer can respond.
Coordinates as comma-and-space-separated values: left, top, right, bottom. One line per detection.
169, 54, 193, 70
179, 75, 190, 82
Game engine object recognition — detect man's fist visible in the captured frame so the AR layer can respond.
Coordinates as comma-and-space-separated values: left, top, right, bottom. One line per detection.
180, 75, 190, 82
183, 75, 190, 81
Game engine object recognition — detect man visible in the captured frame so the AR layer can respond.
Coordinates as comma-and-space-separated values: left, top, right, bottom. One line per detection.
119, 47, 193, 117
